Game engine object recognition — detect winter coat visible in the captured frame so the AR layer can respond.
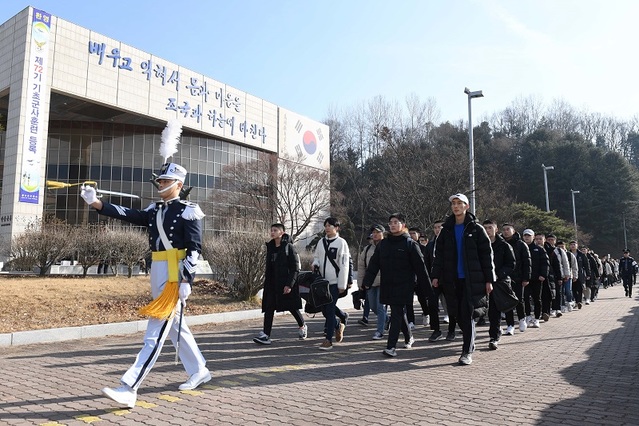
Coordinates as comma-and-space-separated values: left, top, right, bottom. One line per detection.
261, 234, 301, 312
554, 247, 570, 279
313, 235, 350, 290
528, 242, 549, 281
362, 232, 432, 305
505, 232, 531, 283
431, 212, 496, 317
568, 251, 578, 280
572, 250, 590, 282
358, 242, 380, 287
492, 234, 516, 281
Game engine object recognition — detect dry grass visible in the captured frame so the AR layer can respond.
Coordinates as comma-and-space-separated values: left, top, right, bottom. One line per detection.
0, 275, 260, 333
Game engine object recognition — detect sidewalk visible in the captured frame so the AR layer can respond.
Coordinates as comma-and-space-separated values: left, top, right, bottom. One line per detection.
1, 284, 638, 425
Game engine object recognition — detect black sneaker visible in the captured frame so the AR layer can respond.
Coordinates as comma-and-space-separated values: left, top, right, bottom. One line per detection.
358, 318, 369, 326
488, 339, 499, 350
477, 317, 487, 326
429, 330, 443, 342
446, 331, 456, 341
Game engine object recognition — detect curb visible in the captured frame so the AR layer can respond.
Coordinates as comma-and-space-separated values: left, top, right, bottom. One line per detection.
1, 286, 359, 347
0, 309, 264, 347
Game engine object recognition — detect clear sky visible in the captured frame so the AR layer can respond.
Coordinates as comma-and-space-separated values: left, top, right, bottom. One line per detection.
3, 1, 638, 124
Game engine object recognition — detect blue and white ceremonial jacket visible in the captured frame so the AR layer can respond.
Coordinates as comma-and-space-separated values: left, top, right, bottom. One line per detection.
97, 197, 204, 255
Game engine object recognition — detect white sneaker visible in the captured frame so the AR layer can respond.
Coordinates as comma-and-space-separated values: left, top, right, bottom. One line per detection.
567, 304, 573, 312
442, 315, 449, 324
560, 306, 567, 313
372, 331, 384, 340
530, 319, 540, 328
102, 385, 137, 408
298, 324, 308, 340
404, 336, 415, 349
550, 310, 557, 318
519, 318, 527, 332
585, 300, 591, 305
423, 316, 430, 326
504, 325, 515, 335
408, 322, 416, 331
179, 368, 212, 391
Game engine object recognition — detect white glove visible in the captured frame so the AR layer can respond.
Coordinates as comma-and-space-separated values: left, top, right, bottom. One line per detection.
80, 185, 98, 205
179, 282, 192, 306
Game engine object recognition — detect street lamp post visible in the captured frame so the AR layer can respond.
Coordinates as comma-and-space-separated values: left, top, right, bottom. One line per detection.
571, 189, 580, 241
542, 164, 554, 212
464, 87, 483, 215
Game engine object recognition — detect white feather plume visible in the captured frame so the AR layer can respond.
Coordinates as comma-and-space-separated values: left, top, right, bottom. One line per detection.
159, 120, 182, 163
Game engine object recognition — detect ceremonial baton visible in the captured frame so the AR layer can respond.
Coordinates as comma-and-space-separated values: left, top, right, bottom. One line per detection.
175, 301, 184, 365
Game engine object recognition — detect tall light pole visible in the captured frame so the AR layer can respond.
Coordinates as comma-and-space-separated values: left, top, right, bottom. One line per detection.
464, 87, 483, 215
542, 164, 554, 212
571, 189, 580, 241
623, 213, 628, 249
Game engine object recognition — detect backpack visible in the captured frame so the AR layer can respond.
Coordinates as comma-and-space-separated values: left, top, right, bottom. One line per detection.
296, 271, 333, 314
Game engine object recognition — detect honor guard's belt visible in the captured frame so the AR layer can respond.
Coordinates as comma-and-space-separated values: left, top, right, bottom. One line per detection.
152, 249, 186, 283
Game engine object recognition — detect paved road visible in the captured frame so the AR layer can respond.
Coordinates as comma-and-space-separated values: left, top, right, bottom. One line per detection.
1, 283, 638, 425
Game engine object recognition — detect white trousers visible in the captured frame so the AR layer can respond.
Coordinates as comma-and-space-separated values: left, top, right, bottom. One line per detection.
121, 260, 206, 390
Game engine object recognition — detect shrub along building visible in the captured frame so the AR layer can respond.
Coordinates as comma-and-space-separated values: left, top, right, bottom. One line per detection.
0, 6, 330, 262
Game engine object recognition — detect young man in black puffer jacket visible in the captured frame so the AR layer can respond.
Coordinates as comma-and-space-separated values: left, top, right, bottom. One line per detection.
430, 194, 496, 366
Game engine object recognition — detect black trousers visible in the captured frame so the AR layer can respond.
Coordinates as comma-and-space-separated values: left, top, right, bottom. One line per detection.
541, 281, 553, 315
572, 279, 584, 303
406, 282, 430, 324
622, 275, 633, 296
386, 304, 412, 350
505, 280, 526, 326
488, 291, 502, 341
263, 309, 304, 336
524, 280, 542, 319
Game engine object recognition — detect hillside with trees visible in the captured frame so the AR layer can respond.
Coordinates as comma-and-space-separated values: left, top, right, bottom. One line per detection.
326, 95, 639, 256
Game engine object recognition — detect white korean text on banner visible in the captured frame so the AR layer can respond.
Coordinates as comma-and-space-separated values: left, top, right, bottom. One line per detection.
19, 8, 51, 204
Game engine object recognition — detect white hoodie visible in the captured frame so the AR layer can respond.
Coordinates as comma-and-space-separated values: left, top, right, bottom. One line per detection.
313, 236, 350, 291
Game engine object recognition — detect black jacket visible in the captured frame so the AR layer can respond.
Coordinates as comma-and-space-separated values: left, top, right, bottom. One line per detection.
424, 238, 436, 274
262, 234, 301, 312
431, 212, 495, 315
619, 256, 636, 276
544, 242, 562, 286
528, 242, 549, 281
505, 232, 531, 283
492, 234, 516, 281
362, 232, 433, 305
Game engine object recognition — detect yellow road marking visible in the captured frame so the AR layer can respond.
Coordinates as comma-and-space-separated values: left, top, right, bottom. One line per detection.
105, 408, 131, 416
135, 400, 157, 408
256, 372, 274, 377
158, 394, 182, 402
237, 375, 260, 382
39, 423, 66, 426
180, 389, 204, 396
201, 384, 220, 390
74, 415, 102, 424
218, 380, 241, 386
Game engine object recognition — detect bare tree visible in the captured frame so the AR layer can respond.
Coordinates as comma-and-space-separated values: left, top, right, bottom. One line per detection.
9, 217, 74, 276
74, 225, 112, 277
206, 223, 267, 300
104, 225, 149, 278
224, 153, 330, 243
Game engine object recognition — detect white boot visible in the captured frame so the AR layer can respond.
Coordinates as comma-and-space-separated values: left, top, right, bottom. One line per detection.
179, 368, 212, 391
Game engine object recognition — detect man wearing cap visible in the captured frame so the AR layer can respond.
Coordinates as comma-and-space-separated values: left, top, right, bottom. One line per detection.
358, 224, 387, 340
81, 162, 210, 409
430, 194, 495, 365
362, 213, 432, 357
619, 249, 635, 297
501, 223, 531, 333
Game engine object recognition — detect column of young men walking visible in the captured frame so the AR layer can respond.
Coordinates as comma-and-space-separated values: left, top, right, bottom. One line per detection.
253, 192, 634, 367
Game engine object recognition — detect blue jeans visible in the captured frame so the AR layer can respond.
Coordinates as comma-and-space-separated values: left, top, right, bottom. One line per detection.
366, 286, 387, 335
564, 278, 573, 303
321, 284, 340, 342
